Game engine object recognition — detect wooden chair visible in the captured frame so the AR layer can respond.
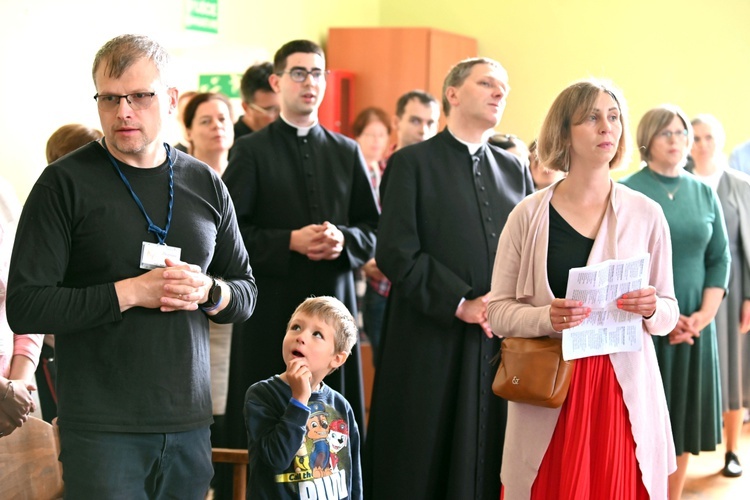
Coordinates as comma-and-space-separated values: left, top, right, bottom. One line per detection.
0, 416, 64, 500
211, 447, 249, 500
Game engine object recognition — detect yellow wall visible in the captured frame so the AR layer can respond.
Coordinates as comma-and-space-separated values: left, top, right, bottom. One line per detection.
3, 0, 748, 201
380, 0, 750, 177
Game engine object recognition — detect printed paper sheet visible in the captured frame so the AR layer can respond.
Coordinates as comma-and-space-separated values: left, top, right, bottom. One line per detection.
562, 254, 650, 360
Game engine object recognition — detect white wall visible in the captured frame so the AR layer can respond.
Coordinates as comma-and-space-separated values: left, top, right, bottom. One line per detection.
0, 0, 379, 201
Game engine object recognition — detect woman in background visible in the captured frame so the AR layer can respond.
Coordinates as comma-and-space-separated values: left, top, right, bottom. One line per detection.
35, 124, 104, 423
488, 79, 678, 499
0, 176, 42, 437
183, 91, 235, 500
689, 113, 750, 478
46, 124, 103, 164
352, 107, 391, 367
353, 107, 391, 204
183, 92, 235, 175
620, 105, 730, 500
528, 139, 565, 190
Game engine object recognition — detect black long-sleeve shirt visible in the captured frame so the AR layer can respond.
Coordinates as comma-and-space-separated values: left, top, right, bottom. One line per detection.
8, 142, 257, 433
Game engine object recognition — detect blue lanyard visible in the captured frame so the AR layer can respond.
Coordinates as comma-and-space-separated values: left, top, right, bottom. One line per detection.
102, 139, 174, 245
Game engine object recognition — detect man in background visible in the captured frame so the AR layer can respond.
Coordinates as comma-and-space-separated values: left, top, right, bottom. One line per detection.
391, 89, 441, 151
222, 39, 378, 452
7, 34, 257, 498
363, 57, 534, 499
361, 89, 440, 367
234, 62, 279, 138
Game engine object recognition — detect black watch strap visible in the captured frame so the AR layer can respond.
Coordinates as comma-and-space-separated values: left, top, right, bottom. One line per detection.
202, 277, 221, 307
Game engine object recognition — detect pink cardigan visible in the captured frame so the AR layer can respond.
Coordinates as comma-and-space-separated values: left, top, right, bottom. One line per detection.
488, 181, 678, 500
0, 181, 43, 378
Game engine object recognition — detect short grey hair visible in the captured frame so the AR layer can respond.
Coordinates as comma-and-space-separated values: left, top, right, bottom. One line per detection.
442, 57, 507, 116
92, 34, 171, 85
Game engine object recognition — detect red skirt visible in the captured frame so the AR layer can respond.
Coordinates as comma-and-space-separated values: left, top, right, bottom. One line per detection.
503, 355, 650, 499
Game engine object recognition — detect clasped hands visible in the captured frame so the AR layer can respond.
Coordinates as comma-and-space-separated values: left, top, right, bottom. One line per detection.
0, 378, 36, 438
291, 221, 344, 261
668, 312, 708, 345
116, 258, 212, 313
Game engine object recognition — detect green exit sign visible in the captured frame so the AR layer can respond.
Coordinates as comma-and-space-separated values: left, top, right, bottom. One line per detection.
185, 0, 219, 34
198, 74, 241, 99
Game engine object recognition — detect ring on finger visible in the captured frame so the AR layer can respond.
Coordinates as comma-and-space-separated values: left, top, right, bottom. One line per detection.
178, 294, 183, 299
563, 316, 567, 323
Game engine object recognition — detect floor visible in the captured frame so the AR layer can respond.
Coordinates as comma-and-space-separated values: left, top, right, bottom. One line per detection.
682, 421, 750, 499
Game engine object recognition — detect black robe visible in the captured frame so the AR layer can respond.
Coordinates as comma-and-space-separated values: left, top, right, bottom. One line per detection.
222, 119, 379, 450
363, 129, 534, 500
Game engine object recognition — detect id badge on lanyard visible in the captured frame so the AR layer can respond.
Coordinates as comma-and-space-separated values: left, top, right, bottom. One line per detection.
103, 139, 182, 269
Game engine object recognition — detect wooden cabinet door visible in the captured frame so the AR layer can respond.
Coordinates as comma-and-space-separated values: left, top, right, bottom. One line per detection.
326, 27, 477, 136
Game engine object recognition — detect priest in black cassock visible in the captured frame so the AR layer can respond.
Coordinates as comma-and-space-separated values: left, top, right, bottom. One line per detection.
363, 58, 534, 500
222, 40, 378, 452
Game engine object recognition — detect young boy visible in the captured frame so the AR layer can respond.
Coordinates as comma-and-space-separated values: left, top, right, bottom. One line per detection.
244, 296, 362, 499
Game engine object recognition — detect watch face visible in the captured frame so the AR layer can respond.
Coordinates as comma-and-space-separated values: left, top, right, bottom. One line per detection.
210, 284, 221, 303
207, 280, 221, 305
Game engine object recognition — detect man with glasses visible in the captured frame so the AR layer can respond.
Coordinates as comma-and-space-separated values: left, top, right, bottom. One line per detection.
7, 34, 257, 498
363, 57, 534, 499
222, 39, 378, 453
234, 62, 279, 139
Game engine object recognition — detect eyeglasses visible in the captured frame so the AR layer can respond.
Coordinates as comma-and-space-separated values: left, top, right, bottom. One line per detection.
93, 92, 157, 111
248, 102, 280, 116
279, 68, 329, 83
658, 129, 688, 140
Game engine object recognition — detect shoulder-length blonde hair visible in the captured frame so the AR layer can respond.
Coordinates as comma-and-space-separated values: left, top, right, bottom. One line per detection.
538, 79, 630, 172
636, 104, 693, 163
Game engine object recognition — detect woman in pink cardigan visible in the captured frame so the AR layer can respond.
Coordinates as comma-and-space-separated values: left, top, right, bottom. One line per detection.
0, 177, 42, 438
488, 80, 679, 499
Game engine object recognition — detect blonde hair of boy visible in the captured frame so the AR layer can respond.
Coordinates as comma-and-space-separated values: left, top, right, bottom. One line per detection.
288, 296, 358, 355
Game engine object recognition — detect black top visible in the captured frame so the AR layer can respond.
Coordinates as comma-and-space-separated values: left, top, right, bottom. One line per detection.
7, 143, 257, 433
233, 117, 254, 139
547, 203, 595, 298
222, 118, 379, 449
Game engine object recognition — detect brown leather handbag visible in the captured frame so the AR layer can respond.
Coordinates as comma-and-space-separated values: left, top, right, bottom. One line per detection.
492, 336, 575, 408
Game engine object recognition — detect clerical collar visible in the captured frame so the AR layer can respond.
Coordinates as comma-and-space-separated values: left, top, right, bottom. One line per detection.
280, 113, 318, 137
447, 128, 484, 155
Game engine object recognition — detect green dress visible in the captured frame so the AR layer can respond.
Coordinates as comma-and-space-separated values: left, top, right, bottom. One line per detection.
620, 167, 730, 455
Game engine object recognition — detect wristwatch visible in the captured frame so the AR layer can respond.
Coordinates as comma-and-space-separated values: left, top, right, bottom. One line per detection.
201, 277, 222, 308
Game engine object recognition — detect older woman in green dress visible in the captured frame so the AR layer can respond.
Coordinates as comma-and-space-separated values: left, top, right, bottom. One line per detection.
620, 104, 730, 500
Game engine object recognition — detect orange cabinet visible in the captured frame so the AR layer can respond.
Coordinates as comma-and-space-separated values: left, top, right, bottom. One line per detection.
326, 27, 477, 137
